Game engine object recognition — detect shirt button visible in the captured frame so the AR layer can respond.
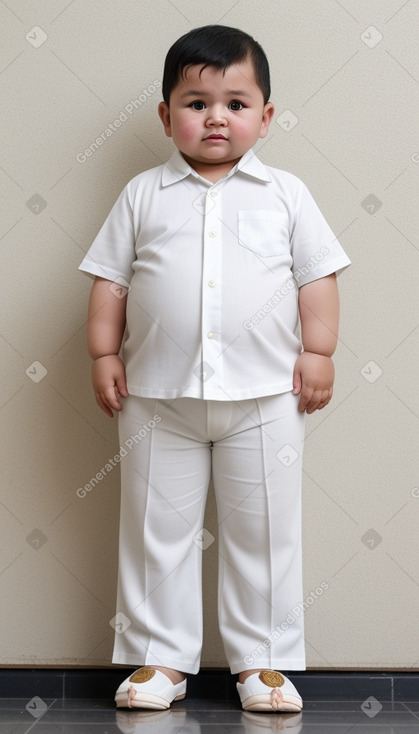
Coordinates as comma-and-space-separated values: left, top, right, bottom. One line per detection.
207, 331, 214, 339
209, 230, 217, 238
208, 280, 216, 287
209, 191, 217, 198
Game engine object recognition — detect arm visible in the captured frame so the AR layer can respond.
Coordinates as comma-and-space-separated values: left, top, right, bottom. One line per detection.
293, 273, 339, 414
87, 276, 128, 417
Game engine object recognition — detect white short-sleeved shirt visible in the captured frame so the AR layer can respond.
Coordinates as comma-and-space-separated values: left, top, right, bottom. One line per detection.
79, 148, 351, 401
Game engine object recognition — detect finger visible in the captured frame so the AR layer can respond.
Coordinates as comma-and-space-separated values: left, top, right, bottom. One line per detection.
95, 393, 115, 418
293, 370, 302, 395
97, 387, 123, 415
298, 387, 313, 413
308, 389, 332, 413
317, 390, 332, 410
304, 390, 324, 414
116, 375, 129, 398
320, 388, 333, 407
103, 386, 123, 411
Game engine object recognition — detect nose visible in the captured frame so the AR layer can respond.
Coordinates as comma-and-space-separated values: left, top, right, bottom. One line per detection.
205, 104, 227, 127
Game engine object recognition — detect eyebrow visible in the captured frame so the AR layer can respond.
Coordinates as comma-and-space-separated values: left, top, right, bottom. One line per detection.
180, 89, 252, 98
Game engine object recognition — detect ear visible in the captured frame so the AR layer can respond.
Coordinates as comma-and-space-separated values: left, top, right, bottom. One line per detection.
259, 101, 275, 139
158, 101, 172, 138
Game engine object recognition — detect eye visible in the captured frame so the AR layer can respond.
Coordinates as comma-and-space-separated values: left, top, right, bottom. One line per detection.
190, 101, 206, 110
229, 100, 244, 111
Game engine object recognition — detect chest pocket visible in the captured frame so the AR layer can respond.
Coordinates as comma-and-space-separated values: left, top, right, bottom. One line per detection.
238, 210, 290, 258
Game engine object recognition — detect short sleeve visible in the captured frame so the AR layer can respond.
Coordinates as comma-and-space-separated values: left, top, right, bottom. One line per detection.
290, 182, 351, 287
78, 184, 136, 285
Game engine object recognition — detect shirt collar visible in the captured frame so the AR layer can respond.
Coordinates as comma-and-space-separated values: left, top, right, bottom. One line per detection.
235, 148, 271, 182
161, 148, 193, 186
161, 147, 271, 187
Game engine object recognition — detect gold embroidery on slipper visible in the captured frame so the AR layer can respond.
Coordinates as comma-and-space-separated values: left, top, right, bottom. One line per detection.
259, 670, 285, 688
129, 668, 156, 684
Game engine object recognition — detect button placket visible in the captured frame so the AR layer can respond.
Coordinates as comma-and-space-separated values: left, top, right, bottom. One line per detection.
201, 185, 223, 396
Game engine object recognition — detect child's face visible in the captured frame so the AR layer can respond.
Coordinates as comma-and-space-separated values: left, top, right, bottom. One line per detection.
158, 57, 274, 179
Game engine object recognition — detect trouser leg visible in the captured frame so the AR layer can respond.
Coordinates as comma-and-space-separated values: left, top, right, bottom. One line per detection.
212, 392, 306, 673
112, 396, 211, 674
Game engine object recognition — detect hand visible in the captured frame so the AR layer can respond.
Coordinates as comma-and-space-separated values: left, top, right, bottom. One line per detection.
91, 355, 128, 417
292, 351, 335, 414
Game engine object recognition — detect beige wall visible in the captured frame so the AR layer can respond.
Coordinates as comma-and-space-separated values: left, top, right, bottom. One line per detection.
1, 0, 418, 669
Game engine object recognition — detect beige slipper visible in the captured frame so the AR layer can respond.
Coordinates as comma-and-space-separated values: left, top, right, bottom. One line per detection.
237, 670, 303, 712
115, 667, 187, 709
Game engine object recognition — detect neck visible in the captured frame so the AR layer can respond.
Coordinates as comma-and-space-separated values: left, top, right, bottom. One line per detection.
182, 155, 241, 183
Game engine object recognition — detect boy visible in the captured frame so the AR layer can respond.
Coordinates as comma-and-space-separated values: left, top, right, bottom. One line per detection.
79, 25, 350, 712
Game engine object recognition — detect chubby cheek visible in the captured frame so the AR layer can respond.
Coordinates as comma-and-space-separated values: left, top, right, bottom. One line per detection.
232, 118, 258, 142
172, 116, 199, 143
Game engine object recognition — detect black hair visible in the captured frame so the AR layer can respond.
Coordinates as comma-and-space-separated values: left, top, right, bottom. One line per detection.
162, 25, 270, 104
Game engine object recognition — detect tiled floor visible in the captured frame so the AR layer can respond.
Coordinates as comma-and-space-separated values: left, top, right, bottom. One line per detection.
2, 697, 419, 733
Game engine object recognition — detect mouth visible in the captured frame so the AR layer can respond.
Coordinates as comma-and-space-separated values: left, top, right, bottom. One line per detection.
204, 134, 228, 140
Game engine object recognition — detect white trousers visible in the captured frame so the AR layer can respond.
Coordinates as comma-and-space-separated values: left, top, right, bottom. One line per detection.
112, 391, 306, 674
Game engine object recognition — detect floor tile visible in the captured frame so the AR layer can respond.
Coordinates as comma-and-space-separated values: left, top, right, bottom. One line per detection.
1, 697, 419, 733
